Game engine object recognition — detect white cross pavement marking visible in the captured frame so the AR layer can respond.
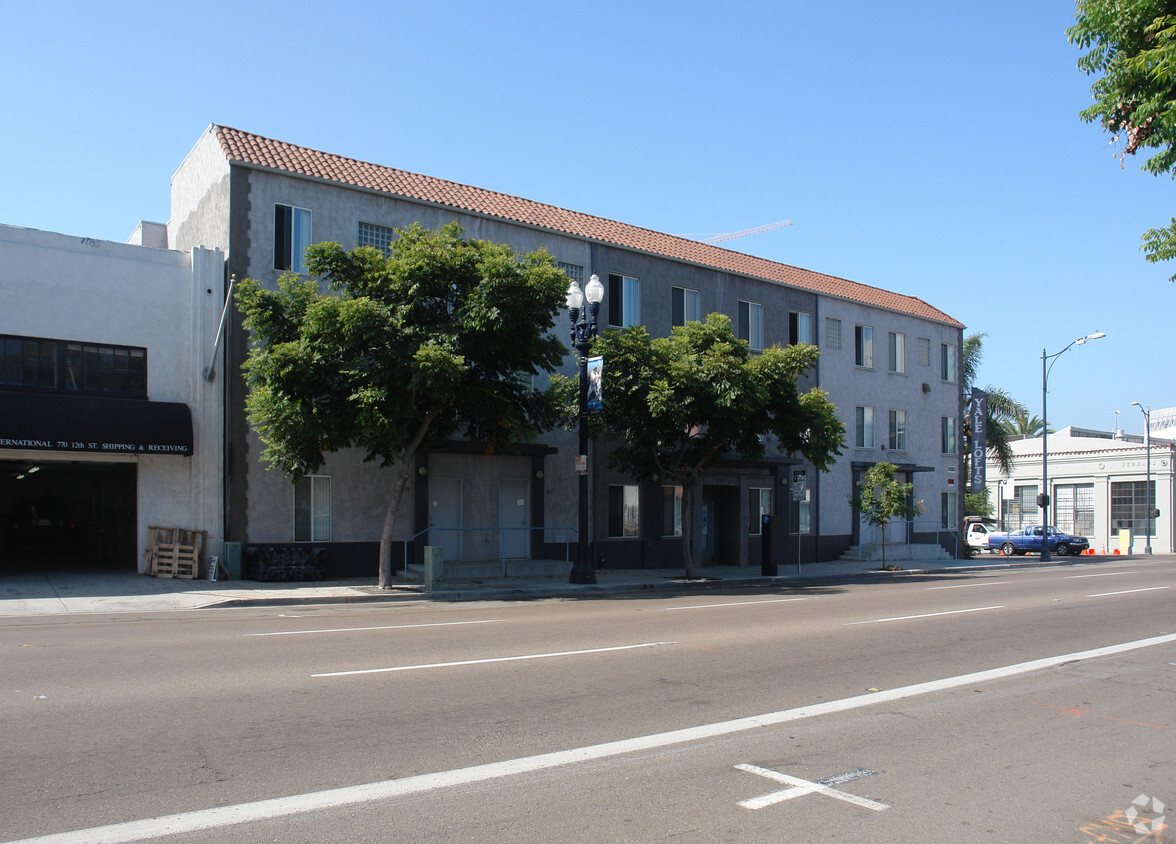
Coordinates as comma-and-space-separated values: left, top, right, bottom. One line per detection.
245, 619, 505, 637
665, 597, 810, 611
311, 642, 676, 677
735, 764, 887, 811
845, 606, 1003, 625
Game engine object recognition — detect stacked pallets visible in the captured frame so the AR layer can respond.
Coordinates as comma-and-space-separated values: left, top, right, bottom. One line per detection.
144, 527, 206, 578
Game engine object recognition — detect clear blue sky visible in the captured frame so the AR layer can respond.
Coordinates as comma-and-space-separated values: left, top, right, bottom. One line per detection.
2, 1, 1170, 433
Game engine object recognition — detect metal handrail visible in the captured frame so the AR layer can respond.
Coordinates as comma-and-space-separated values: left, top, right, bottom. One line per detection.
402, 525, 580, 577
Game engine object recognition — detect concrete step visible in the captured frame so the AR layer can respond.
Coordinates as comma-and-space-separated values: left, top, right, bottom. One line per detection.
403, 558, 571, 581
839, 543, 949, 563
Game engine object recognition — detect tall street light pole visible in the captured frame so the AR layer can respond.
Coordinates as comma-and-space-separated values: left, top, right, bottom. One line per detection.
566, 274, 604, 584
1131, 401, 1153, 555
1040, 331, 1106, 561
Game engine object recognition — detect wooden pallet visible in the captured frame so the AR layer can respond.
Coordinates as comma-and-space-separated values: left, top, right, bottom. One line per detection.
145, 527, 205, 579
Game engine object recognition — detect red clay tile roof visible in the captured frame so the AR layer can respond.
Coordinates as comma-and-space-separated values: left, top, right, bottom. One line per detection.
214, 125, 961, 327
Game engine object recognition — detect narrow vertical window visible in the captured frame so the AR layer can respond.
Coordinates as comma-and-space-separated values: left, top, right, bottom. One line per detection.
672, 287, 699, 327
825, 317, 842, 350
888, 332, 905, 373
856, 406, 874, 448
275, 204, 312, 273
941, 416, 957, 453
662, 486, 683, 536
738, 301, 763, 350
941, 492, 958, 530
789, 312, 811, 345
941, 343, 957, 382
294, 476, 331, 541
609, 484, 640, 537
608, 274, 640, 328
889, 409, 907, 450
855, 325, 874, 368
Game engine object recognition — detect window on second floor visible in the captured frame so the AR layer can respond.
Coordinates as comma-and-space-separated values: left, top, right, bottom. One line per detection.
942, 416, 957, 454
917, 337, 931, 367
889, 409, 907, 450
789, 311, 812, 345
672, 286, 700, 327
855, 325, 874, 368
825, 317, 842, 350
738, 300, 763, 350
275, 204, 312, 273
888, 331, 906, 373
2, 334, 148, 398
856, 406, 874, 448
608, 274, 640, 328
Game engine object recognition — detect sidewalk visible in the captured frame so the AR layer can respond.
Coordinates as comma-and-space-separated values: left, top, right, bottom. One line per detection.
0, 554, 1123, 617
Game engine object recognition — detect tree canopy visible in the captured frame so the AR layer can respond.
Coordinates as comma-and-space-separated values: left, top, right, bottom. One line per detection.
1069, 0, 1176, 279
851, 461, 925, 567
236, 222, 569, 587
568, 313, 844, 577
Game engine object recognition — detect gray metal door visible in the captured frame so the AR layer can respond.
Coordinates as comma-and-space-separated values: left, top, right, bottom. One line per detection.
498, 479, 530, 559
428, 478, 462, 562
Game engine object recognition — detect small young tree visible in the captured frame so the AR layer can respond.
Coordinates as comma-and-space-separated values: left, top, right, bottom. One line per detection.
851, 462, 925, 568
561, 313, 844, 578
235, 222, 568, 587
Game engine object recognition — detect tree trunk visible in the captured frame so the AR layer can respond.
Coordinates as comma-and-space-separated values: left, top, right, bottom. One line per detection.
378, 463, 413, 589
681, 482, 699, 579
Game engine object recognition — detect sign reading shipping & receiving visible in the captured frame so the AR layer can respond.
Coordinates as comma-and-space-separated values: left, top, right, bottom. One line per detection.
0, 392, 194, 456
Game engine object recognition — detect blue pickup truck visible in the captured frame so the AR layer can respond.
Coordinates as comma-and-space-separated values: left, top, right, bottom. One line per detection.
987, 525, 1089, 557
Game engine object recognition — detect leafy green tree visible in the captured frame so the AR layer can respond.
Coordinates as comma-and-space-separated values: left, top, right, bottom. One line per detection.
851, 462, 926, 568
235, 222, 568, 587
965, 488, 993, 519
1069, 0, 1176, 280
566, 313, 844, 578
962, 333, 1026, 476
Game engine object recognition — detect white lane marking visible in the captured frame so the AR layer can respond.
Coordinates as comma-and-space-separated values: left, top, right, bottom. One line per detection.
1086, 586, 1170, 598
927, 581, 1008, 590
245, 619, 505, 637
12, 632, 1176, 844
1066, 572, 1136, 579
845, 606, 1003, 625
312, 642, 675, 677
665, 598, 810, 611
735, 764, 887, 811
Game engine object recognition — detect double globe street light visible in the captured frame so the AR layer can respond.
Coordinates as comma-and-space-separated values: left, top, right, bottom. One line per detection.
1040, 331, 1105, 562
566, 273, 604, 584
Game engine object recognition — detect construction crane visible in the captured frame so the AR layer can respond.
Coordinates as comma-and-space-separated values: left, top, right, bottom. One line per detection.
677, 220, 793, 244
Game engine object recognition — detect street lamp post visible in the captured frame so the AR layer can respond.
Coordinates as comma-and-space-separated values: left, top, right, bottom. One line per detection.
1131, 401, 1153, 555
1040, 331, 1106, 561
566, 273, 604, 584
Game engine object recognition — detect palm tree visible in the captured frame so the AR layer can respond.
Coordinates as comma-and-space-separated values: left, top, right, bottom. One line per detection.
962, 333, 1025, 476
1002, 411, 1052, 439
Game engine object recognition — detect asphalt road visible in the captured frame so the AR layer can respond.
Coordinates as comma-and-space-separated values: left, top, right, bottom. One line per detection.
2, 557, 1174, 843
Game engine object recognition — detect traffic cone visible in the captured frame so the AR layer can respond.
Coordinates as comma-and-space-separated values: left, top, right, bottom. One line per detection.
1113, 549, 1120, 555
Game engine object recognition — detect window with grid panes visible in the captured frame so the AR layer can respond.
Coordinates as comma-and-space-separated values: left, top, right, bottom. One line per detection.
917, 337, 931, 367
357, 222, 394, 255
825, 317, 842, 350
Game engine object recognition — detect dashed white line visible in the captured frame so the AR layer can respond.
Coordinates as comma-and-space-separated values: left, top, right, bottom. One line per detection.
1086, 586, 1170, 598
245, 619, 505, 637
665, 598, 810, 611
846, 606, 1003, 625
1065, 571, 1135, 579
927, 581, 1008, 590
312, 642, 675, 677
15, 632, 1176, 844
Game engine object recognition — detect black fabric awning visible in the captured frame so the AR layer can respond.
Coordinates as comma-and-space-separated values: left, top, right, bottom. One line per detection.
0, 392, 193, 456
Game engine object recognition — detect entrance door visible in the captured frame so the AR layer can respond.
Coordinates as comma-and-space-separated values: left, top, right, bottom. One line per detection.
498, 479, 530, 559
428, 478, 462, 563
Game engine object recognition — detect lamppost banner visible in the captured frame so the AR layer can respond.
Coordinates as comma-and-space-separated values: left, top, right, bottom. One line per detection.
586, 356, 603, 413
970, 388, 987, 493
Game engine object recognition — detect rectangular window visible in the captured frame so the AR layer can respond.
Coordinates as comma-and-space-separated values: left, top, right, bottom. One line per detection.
888, 409, 907, 450
941, 492, 958, 530
888, 332, 905, 373
357, 222, 394, 255
941, 343, 957, 382
1111, 480, 1156, 535
789, 312, 812, 345
274, 204, 312, 273
608, 484, 640, 537
941, 416, 957, 454
662, 486, 683, 537
607, 274, 640, 328
917, 337, 931, 367
738, 301, 763, 350
294, 476, 331, 542
1006, 485, 1039, 532
855, 325, 873, 368
748, 488, 771, 535
855, 406, 874, 448
825, 317, 842, 350
1055, 483, 1094, 536
672, 287, 700, 327
558, 262, 584, 285
2, 334, 145, 398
